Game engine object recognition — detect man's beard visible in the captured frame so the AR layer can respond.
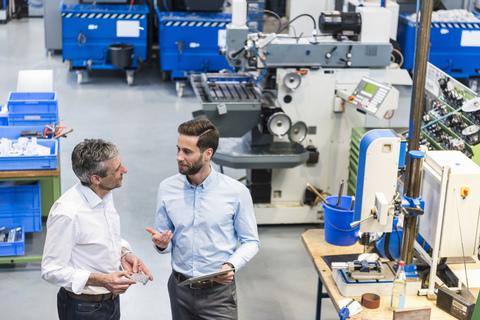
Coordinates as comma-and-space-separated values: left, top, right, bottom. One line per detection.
178, 155, 203, 176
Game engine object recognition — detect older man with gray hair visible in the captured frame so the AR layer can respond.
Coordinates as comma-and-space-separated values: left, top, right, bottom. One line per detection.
42, 139, 152, 320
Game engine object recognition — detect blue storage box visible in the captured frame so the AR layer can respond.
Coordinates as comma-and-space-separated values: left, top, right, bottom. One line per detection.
7, 92, 58, 114
0, 224, 25, 257
397, 12, 480, 78
0, 182, 41, 233
7, 92, 59, 126
0, 126, 59, 171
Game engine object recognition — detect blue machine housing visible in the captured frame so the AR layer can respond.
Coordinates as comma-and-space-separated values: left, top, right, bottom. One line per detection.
397, 13, 480, 79
60, 2, 149, 70
156, 10, 234, 79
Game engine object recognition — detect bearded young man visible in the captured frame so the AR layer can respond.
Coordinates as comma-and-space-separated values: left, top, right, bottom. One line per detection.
146, 119, 260, 320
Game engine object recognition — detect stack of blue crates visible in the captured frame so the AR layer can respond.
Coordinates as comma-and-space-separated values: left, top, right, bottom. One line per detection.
0, 92, 60, 256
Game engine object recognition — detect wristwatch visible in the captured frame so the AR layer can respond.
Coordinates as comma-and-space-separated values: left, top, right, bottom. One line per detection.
223, 262, 235, 271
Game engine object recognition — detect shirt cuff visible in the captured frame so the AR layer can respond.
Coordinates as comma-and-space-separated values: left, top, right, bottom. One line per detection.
121, 239, 132, 252
71, 269, 91, 295
153, 242, 171, 253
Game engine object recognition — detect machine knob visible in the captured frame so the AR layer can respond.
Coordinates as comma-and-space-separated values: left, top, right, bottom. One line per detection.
325, 46, 337, 59
340, 58, 352, 67
346, 45, 353, 59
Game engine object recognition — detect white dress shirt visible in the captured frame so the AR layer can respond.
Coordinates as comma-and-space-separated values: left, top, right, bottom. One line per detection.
41, 183, 130, 295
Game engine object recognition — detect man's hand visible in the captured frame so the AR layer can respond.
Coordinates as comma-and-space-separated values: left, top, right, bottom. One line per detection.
121, 253, 154, 281
88, 271, 136, 295
211, 263, 234, 284
146, 227, 173, 250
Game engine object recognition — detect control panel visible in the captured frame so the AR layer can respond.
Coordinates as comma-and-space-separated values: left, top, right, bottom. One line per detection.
347, 77, 399, 118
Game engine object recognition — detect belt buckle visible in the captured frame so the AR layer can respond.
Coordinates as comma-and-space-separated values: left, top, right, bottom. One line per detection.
189, 282, 201, 290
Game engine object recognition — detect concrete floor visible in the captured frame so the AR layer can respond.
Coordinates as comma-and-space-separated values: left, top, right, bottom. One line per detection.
0, 18, 339, 319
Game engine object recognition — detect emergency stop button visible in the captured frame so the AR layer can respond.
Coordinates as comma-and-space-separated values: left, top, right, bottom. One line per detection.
461, 187, 470, 198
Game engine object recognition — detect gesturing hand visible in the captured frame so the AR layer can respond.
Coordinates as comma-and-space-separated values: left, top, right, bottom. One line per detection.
121, 253, 154, 281
146, 227, 173, 250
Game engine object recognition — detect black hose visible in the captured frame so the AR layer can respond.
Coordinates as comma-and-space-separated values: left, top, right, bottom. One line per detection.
276, 14, 317, 34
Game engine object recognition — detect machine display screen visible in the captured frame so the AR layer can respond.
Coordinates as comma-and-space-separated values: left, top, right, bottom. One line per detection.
363, 83, 377, 95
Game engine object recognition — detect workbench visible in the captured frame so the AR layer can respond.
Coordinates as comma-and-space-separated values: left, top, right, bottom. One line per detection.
302, 228, 479, 319
0, 168, 61, 264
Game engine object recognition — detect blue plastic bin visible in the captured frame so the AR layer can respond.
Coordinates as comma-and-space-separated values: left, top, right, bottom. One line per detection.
324, 195, 359, 246
7, 92, 58, 114
0, 126, 59, 171
0, 224, 25, 257
7, 92, 59, 126
0, 182, 41, 233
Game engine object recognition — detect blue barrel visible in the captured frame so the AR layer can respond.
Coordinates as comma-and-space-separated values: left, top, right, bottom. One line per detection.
324, 195, 359, 246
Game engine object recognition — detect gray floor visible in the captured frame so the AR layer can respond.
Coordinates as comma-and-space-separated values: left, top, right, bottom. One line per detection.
0, 18, 339, 319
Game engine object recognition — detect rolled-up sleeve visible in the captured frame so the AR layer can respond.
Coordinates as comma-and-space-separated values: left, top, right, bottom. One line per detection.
41, 212, 89, 294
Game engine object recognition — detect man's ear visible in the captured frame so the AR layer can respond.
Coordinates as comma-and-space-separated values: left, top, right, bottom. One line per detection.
204, 148, 213, 161
90, 175, 101, 186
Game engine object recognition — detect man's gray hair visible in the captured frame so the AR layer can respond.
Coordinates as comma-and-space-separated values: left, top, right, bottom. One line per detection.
71, 139, 119, 186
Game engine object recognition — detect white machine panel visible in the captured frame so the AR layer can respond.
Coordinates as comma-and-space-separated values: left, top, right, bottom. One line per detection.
420, 151, 480, 257
359, 136, 400, 233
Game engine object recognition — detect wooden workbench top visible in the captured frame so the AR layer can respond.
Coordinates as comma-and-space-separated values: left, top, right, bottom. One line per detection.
0, 169, 60, 178
302, 228, 479, 320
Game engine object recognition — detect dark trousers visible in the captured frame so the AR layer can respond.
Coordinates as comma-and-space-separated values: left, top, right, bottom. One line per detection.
168, 272, 238, 320
57, 288, 120, 320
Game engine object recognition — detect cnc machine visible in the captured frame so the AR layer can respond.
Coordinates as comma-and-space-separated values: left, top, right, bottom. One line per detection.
191, 1, 412, 224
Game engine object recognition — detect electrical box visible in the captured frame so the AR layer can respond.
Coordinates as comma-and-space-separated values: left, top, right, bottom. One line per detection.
420, 150, 480, 258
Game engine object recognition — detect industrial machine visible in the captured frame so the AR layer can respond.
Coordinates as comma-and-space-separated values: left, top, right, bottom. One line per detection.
332, 128, 480, 300
191, 1, 412, 224
156, 0, 264, 97
331, 63, 480, 298
60, 0, 149, 85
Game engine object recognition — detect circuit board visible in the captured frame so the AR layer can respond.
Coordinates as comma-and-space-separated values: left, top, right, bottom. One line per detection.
420, 63, 480, 165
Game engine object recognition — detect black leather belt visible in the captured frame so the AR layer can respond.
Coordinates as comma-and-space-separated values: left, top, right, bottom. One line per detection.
172, 270, 224, 290
62, 287, 117, 302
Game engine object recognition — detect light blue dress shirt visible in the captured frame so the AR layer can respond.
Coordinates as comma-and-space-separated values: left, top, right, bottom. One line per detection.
154, 166, 260, 277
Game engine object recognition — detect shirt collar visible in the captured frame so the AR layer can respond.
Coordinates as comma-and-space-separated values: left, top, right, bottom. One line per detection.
77, 183, 112, 208
184, 165, 217, 189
